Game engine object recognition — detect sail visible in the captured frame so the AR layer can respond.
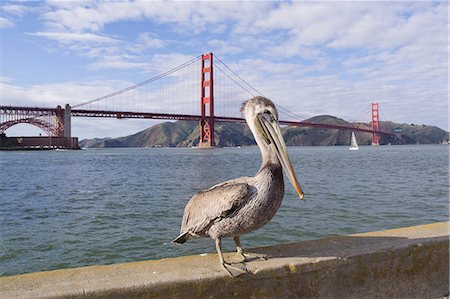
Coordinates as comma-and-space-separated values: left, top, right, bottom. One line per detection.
349, 132, 359, 150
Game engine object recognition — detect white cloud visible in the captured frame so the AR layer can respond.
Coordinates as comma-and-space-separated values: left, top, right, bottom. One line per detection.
44, 0, 92, 10
0, 16, 14, 28
148, 53, 200, 74
2, 1, 448, 136
31, 1, 447, 61
30, 31, 118, 44
2, 4, 33, 16
0, 76, 15, 83
39, 1, 269, 34
27, 31, 160, 72
0, 79, 131, 107
252, 2, 447, 51
328, 3, 447, 50
87, 56, 151, 71
207, 39, 242, 55
137, 32, 166, 49
41, 2, 126, 33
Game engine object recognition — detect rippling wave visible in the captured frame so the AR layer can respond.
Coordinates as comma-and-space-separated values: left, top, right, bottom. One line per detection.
0, 145, 448, 276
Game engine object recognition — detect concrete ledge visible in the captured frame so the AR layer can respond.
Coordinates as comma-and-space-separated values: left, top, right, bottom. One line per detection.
1, 222, 449, 298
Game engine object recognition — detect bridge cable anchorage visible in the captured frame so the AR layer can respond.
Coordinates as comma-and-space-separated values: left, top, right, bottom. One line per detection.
73, 55, 202, 108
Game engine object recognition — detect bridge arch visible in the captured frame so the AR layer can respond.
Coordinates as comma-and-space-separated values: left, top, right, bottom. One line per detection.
0, 118, 55, 136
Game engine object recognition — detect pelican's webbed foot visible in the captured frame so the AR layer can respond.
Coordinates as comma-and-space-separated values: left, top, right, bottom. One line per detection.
221, 262, 248, 277
216, 238, 250, 277
234, 236, 268, 262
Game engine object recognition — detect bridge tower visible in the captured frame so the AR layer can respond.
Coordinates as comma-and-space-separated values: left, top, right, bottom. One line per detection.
199, 53, 215, 147
371, 102, 380, 146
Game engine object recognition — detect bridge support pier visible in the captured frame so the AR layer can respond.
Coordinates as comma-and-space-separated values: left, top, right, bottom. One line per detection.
199, 53, 215, 148
54, 104, 72, 137
55, 106, 64, 137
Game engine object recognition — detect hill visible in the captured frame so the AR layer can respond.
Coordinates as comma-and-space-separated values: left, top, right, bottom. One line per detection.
79, 116, 449, 148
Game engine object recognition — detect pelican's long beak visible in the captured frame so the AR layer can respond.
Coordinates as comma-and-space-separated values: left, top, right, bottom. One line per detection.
257, 114, 304, 200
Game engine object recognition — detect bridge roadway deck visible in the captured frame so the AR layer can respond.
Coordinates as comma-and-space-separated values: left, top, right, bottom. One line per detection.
0, 105, 395, 136
71, 109, 396, 136
0, 222, 447, 298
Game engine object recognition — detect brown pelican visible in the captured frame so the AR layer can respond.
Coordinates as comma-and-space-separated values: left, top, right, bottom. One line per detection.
173, 96, 304, 276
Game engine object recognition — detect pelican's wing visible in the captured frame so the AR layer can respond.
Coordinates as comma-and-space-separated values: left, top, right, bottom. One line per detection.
180, 181, 253, 236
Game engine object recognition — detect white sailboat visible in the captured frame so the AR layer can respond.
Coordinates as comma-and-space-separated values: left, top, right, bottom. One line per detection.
349, 132, 359, 151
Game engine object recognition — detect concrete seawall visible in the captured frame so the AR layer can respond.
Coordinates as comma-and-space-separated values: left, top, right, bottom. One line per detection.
1, 222, 448, 298
0, 135, 80, 150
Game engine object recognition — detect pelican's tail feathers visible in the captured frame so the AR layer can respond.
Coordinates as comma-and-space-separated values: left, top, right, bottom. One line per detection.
172, 231, 191, 244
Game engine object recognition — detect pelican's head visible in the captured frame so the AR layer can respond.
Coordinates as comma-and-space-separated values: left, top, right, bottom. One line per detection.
241, 96, 304, 200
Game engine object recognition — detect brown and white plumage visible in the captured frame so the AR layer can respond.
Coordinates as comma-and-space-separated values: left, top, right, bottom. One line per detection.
175, 180, 254, 242
173, 96, 304, 277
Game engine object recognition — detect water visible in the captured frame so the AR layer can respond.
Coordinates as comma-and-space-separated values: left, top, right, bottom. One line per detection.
0, 145, 448, 276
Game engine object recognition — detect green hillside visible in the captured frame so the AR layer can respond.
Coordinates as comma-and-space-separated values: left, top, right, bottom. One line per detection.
80, 116, 449, 148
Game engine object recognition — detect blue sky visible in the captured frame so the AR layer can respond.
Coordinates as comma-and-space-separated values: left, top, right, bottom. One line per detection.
0, 1, 448, 139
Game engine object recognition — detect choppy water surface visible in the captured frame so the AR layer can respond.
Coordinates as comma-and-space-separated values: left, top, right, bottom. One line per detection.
1, 145, 448, 276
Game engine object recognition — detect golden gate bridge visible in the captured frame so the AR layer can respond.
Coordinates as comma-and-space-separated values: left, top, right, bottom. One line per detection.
0, 53, 393, 148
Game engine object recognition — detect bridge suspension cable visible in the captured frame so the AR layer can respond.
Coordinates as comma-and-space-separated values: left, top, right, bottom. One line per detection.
380, 108, 390, 123
348, 107, 371, 123
213, 55, 309, 122
214, 56, 264, 96
73, 55, 202, 108
1, 52, 394, 142
214, 63, 257, 97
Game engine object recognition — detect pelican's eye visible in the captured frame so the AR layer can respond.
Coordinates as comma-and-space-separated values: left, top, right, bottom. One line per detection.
263, 109, 275, 122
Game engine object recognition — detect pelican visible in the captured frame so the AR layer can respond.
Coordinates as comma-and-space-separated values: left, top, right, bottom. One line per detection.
172, 96, 304, 277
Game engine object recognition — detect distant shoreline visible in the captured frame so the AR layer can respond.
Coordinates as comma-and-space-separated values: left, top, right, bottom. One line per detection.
78, 117, 449, 149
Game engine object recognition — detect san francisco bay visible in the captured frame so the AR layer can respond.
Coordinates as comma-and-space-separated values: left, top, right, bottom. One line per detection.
1, 145, 448, 276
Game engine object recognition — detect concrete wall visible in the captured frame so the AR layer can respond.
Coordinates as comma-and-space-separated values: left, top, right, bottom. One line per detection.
0, 136, 79, 150
0, 222, 448, 298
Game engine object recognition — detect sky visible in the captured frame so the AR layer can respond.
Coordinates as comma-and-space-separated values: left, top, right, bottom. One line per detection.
0, 1, 448, 139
